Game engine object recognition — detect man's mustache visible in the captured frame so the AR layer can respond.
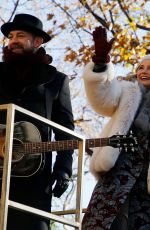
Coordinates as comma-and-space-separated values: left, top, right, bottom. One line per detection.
9, 44, 23, 50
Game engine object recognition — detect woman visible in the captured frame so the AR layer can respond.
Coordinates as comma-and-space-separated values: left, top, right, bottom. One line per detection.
82, 26, 150, 230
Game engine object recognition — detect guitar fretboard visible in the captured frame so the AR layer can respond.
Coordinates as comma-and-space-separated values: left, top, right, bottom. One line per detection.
22, 138, 110, 154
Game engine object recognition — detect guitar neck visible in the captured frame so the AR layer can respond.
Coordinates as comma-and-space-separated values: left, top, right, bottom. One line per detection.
23, 138, 109, 154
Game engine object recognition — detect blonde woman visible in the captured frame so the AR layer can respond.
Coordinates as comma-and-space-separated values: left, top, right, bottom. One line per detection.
82, 26, 150, 230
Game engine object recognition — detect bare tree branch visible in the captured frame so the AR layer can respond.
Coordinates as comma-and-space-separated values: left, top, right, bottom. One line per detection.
78, 0, 116, 35
117, 0, 150, 31
106, 0, 115, 26
51, 0, 92, 46
8, 0, 20, 22
78, 0, 108, 28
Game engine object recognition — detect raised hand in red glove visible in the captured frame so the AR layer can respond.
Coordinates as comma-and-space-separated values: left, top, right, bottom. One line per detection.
92, 26, 115, 64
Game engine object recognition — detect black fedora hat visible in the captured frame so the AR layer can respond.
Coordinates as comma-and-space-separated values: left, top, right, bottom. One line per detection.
1, 13, 51, 43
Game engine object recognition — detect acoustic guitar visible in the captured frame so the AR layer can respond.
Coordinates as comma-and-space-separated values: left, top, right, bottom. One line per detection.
0, 121, 138, 177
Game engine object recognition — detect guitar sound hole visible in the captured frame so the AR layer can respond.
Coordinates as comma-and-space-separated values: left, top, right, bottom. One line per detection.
12, 138, 24, 162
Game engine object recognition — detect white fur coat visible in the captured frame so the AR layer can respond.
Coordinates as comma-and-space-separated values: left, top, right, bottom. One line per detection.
83, 61, 150, 193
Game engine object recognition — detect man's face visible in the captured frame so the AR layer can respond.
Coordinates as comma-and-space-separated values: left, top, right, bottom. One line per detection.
7, 30, 37, 54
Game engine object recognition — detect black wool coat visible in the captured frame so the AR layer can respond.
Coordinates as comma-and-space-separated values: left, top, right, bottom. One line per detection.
0, 62, 74, 212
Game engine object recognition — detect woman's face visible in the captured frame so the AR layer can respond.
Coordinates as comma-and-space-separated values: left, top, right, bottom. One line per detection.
136, 59, 150, 88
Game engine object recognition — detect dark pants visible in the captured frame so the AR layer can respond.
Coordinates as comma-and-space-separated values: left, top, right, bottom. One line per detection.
7, 208, 50, 230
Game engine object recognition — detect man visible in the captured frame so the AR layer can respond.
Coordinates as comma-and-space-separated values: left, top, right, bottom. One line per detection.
0, 13, 74, 230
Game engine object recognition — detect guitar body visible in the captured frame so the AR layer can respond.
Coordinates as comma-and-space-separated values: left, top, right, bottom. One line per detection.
0, 121, 44, 178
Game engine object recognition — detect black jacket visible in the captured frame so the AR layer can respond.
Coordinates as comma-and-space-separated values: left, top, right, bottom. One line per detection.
0, 62, 74, 211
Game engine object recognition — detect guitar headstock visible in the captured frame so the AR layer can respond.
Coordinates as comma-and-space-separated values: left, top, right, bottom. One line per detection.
109, 131, 138, 151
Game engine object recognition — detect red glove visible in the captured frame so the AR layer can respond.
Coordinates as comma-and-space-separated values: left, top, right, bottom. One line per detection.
92, 26, 115, 64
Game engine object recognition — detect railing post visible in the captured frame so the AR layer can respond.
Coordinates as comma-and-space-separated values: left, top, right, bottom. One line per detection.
0, 104, 15, 230
75, 140, 85, 230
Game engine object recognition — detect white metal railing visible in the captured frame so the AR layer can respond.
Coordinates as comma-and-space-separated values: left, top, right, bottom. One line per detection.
0, 103, 85, 230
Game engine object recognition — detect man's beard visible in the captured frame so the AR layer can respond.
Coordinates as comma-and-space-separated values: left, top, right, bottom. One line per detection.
8, 44, 34, 54
2, 46, 53, 65
2, 46, 36, 64
1, 46, 53, 92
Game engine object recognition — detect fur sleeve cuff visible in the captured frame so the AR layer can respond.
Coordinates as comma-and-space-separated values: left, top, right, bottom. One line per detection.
82, 61, 115, 83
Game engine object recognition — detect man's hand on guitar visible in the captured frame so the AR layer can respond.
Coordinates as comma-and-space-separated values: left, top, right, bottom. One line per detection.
48, 170, 70, 198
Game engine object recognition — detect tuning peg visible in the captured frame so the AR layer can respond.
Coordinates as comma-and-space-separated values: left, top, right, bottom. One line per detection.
129, 130, 133, 137
116, 131, 121, 135
134, 138, 138, 144
131, 147, 135, 152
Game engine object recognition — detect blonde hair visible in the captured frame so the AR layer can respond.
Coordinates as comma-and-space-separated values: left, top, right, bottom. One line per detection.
136, 54, 150, 73
117, 54, 150, 81
117, 73, 136, 82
